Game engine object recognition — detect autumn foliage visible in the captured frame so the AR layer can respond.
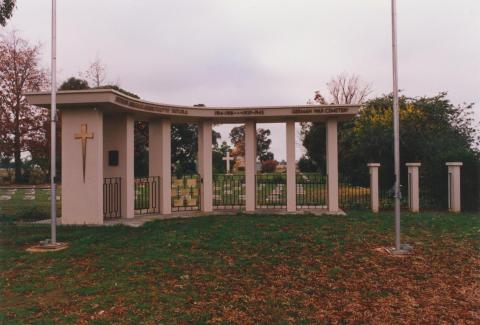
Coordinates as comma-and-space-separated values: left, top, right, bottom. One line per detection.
261, 159, 278, 173
0, 32, 49, 182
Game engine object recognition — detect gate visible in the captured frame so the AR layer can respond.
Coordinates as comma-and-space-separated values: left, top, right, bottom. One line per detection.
103, 177, 121, 219
171, 175, 201, 211
213, 174, 245, 209
134, 176, 161, 215
296, 173, 326, 209
256, 173, 287, 209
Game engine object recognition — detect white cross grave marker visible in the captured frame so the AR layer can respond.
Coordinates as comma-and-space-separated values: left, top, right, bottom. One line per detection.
222, 151, 234, 174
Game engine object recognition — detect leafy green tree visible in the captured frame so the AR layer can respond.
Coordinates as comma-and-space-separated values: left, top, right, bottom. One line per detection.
59, 77, 90, 91
297, 155, 319, 173
0, 0, 15, 26
300, 123, 326, 173
212, 141, 231, 174
96, 85, 140, 99
171, 123, 198, 176
171, 123, 220, 176
134, 121, 149, 177
229, 126, 274, 162
302, 93, 480, 210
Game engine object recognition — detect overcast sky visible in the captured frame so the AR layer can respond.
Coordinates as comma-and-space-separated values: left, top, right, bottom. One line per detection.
4, 0, 479, 160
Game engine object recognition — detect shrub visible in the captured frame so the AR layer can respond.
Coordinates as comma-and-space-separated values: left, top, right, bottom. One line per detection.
261, 160, 278, 173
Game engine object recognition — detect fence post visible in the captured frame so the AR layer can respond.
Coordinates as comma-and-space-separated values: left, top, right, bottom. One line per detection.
406, 163, 421, 213
446, 162, 462, 213
368, 163, 380, 213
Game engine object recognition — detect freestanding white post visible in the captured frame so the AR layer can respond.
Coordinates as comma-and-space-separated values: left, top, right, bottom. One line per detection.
245, 121, 257, 212
286, 121, 296, 212
406, 163, 421, 213
198, 121, 213, 212
149, 119, 172, 215
446, 162, 462, 213
326, 119, 339, 212
368, 163, 381, 213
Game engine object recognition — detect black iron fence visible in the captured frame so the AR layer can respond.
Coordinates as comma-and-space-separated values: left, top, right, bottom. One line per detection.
339, 183, 371, 210
256, 173, 287, 209
379, 186, 408, 210
213, 174, 245, 209
171, 175, 201, 211
296, 173, 326, 209
420, 187, 446, 210
134, 176, 161, 215
103, 177, 121, 219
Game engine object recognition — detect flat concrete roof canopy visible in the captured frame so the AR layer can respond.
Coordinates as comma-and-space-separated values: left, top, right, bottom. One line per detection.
25, 89, 361, 123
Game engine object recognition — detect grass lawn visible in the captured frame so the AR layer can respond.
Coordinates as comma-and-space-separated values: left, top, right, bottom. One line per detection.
0, 187, 61, 220
1, 211, 479, 324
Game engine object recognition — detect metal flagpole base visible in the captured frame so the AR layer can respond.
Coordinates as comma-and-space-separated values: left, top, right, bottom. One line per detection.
26, 239, 69, 253
385, 244, 413, 255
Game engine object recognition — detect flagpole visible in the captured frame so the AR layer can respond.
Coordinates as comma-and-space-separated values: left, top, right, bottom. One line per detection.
50, 0, 57, 245
391, 0, 410, 254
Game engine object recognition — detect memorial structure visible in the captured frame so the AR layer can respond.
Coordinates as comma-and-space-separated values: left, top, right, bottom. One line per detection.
26, 89, 361, 224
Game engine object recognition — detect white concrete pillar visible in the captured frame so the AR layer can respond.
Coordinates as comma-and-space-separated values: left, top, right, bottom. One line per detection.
245, 121, 257, 212
103, 114, 135, 219
149, 119, 172, 215
61, 108, 104, 224
368, 163, 381, 213
198, 120, 213, 212
326, 119, 339, 212
286, 121, 296, 212
406, 163, 421, 213
446, 162, 462, 213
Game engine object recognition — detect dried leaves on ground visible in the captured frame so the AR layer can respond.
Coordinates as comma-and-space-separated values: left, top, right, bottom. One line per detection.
0, 211, 479, 324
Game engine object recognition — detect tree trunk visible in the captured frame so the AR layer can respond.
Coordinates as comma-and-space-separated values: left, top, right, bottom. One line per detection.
14, 100, 22, 183
14, 141, 21, 183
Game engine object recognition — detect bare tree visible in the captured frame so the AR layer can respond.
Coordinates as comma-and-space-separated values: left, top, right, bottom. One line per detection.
82, 56, 106, 87
311, 73, 371, 105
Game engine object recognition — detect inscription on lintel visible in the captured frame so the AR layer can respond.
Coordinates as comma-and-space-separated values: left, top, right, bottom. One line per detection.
291, 107, 349, 114
115, 97, 188, 115
214, 109, 265, 116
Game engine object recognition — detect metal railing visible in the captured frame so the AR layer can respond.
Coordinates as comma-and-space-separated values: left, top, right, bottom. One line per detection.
134, 176, 161, 215
103, 177, 121, 219
296, 173, 327, 209
213, 174, 245, 209
256, 173, 287, 209
171, 175, 201, 211
339, 183, 371, 210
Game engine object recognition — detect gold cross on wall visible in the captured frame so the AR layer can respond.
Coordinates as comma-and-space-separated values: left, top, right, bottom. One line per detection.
74, 124, 94, 183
